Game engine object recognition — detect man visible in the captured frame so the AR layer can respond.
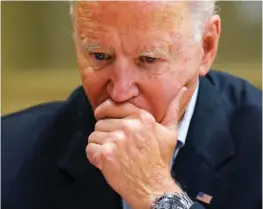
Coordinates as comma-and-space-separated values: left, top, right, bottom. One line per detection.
2, 1, 262, 209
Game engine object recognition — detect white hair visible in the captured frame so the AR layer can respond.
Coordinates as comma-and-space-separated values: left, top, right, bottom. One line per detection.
69, 1, 217, 43
189, 1, 218, 42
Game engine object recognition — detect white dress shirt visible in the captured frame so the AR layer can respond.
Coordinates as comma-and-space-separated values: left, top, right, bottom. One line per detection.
122, 82, 199, 209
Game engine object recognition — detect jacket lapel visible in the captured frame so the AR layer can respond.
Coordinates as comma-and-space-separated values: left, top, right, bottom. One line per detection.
172, 76, 235, 209
52, 73, 235, 209
53, 87, 121, 209
54, 133, 121, 209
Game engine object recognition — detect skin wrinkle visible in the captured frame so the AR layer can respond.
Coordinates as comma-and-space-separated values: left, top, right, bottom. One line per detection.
80, 33, 187, 70
79, 24, 192, 71
76, 1, 192, 65
75, 2, 220, 207
75, 1, 207, 122
71, 1, 217, 42
140, 48, 170, 61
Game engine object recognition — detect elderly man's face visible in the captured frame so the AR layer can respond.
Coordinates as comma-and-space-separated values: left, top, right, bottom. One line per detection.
75, 2, 218, 122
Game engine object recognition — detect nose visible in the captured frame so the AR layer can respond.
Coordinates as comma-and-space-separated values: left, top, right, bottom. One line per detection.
107, 60, 139, 103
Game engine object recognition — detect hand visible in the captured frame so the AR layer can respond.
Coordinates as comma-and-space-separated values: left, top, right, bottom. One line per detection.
86, 87, 187, 209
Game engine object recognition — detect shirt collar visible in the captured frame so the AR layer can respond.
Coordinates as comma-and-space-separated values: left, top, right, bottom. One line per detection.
177, 81, 199, 147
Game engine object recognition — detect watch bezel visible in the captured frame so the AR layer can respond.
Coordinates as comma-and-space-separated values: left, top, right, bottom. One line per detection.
152, 192, 193, 209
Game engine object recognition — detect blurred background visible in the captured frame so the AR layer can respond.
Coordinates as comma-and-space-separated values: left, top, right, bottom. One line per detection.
1, 1, 262, 115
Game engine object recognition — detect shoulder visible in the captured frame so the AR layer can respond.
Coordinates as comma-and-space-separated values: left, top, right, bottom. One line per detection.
2, 101, 64, 152
207, 70, 262, 108
2, 101, 63, 129
1, 102, 64, 197
231, 105, 261, 160
1, 86, 86, 201
207, 70, 261, 147
2, 85, 85, 144
225, 105, 261, 206
206, 71, 262, 205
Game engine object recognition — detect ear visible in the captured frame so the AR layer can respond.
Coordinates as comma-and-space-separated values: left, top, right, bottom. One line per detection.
199, 15, 221, 76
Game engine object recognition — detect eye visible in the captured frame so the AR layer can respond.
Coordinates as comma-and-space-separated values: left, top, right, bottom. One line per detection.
90, 52, 112, 61
87, 52, 114, 70
139, 56, 158, 64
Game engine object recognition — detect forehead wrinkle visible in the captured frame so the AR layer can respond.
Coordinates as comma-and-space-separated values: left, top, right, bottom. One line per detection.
77, 20, 112, 42
76, 1, 190, 58
76, 2, 114, 41
135, 30, 184, 58
76, 1, 188, 31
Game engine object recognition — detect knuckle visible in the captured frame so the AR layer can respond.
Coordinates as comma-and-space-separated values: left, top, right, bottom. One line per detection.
114, 130, 126, 143
86, 144, 102, 169
101, 143, 116, 160
137, 109, 145, 119
105, 133, 115, 142
85, 144, 91, 155
110, 130, 126, 144
86, 143, 96, 158
94, 120, 102, 131
104, 131, 125, 143
137, 110, 155, 124
94, 107, 101, 120
120, 121, 132, 133
88, 132, 95, 142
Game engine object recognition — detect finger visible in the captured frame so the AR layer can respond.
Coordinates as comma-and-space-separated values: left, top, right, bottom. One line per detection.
88, 131, 109, 145
161, 87, 187, 129
86, 143, 103, 170
88, 130, 126, 145
94, 99, 139, 120
95, 119, 120, 132
95, 118, 140, 132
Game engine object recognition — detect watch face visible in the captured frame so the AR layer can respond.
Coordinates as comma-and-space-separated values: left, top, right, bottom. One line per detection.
158, 196, 185, 209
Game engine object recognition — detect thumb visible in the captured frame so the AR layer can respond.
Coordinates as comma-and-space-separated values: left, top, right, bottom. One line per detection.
161, 87, 187, 130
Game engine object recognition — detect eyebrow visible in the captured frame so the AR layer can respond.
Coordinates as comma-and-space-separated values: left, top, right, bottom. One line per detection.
80, 38, 172, 59
139, 47, 171, 60
80, 38, 102, 52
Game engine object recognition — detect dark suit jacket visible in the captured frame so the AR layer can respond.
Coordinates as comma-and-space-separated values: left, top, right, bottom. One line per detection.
2, 71, 262, 209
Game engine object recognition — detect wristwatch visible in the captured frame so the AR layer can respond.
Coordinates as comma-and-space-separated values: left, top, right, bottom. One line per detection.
152, 192, 194, 209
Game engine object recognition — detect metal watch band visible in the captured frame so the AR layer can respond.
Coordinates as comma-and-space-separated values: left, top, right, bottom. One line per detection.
152, 192, 194, 209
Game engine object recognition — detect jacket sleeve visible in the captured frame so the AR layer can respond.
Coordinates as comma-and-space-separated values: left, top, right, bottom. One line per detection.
190, 202, 205, 209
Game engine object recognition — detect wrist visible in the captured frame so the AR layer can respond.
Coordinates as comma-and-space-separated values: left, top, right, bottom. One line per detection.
152, 192, 194, 209
142, 176, 183, 209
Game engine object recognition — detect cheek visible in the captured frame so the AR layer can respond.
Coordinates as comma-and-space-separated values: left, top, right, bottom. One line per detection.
142, 71, 181, 122
144, 61, 196, 122
76, 45, 109, 109
79, 66, 109, 110
147, 86, 176, 123
170, 49, 200, 85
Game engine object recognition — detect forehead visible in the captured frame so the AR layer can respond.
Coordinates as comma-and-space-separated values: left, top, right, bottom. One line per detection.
76, 2, 188, 28
75, 2, 191, 50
